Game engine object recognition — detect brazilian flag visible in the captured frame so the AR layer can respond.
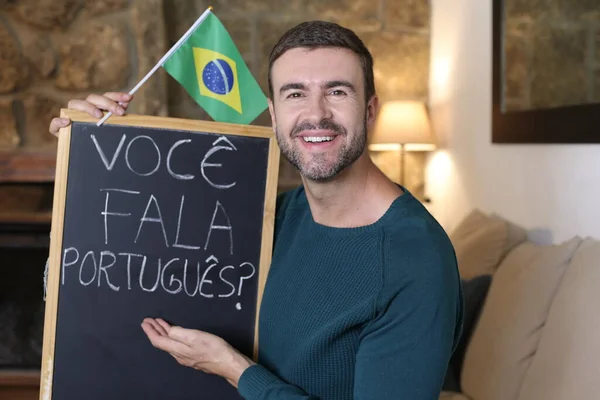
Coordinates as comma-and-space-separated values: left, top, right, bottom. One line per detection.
162, 12, 267, 125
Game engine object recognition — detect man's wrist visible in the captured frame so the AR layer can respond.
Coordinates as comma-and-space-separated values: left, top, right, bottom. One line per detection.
226, 350, 256, 388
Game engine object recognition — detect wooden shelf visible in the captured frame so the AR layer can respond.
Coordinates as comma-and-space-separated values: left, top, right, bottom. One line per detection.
0, 369, 40, 400
0, 150, 56, 183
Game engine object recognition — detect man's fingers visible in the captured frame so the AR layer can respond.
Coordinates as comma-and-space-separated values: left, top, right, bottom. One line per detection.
85, 93, 125, 116
168, 326, 199, 346
144, 318, 168, 337
67, 99, 103, 118
142, 322, 189, 355
49, 117, 71, 136
104, 92, 132, 103
155, 318, 172, 334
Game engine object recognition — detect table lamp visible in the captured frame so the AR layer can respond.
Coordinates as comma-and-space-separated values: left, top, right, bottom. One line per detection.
369, 100, 436, 186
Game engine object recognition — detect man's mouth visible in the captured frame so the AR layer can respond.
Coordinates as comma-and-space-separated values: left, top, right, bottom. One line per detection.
302, 136, 335, 143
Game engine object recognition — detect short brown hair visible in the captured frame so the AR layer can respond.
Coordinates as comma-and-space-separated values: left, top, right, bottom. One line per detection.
268, 21, 376, 103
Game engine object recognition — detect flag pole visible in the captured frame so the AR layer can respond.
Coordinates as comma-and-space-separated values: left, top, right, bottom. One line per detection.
97, 6, 214, 126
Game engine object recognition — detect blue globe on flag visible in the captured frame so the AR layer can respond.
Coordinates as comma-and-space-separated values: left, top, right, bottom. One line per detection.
202, 59, 235, 95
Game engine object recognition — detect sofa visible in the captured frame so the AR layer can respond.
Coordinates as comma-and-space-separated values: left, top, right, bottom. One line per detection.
440, 209, 600, 400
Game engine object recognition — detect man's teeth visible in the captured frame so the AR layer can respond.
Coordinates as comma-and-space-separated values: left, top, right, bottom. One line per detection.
302, 136, 335, 143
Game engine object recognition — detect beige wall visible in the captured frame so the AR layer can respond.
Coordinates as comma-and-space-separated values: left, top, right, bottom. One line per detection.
426, 0, 600, 243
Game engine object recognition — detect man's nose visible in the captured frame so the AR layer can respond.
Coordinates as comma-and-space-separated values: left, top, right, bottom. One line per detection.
304, 95, 332, 123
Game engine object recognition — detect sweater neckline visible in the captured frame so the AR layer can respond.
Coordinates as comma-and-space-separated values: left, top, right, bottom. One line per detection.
300, 186, 413, 237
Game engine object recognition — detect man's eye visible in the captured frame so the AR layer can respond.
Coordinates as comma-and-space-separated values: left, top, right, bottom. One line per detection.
329, 90, 346, 96
287, 92, 302, 99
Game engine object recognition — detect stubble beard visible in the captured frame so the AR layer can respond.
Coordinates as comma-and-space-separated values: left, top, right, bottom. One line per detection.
276, 118, 368, 182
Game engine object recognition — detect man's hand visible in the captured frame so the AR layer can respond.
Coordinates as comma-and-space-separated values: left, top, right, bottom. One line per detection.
141, 318, 255, 388
48, 92, 133, 136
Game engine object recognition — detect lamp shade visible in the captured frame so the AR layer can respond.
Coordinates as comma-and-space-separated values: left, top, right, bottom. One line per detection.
370, 101, 436, 151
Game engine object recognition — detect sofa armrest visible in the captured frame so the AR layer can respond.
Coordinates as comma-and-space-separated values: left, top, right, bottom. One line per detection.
440, 391, 472, 400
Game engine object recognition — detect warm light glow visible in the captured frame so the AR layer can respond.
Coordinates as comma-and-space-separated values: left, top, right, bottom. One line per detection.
427, 150, 452, 183
432, 57, 451, 94
368, 143, 402, 151
369, 101, 436, 151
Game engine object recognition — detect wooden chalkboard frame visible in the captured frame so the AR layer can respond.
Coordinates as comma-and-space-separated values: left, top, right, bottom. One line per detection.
40, 109, 280, 400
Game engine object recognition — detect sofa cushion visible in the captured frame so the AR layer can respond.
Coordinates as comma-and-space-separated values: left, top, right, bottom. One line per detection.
450, 210, 512, 279
490, 213, 528, 260
442, 275, 492, 392
460, 237, 582, 400
517, 238, 600, 400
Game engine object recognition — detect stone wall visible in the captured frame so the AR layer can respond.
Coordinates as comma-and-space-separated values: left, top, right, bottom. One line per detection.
165, 0, 431, 191
503, 0, 600, 111
0, 0, 431, 191
0, 0, 168, 152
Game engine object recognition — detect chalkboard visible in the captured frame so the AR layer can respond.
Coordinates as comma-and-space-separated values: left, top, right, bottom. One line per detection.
40, 110, 280, 400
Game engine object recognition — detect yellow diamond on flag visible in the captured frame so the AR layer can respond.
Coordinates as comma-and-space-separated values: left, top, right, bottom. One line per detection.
193, 47, 243, 114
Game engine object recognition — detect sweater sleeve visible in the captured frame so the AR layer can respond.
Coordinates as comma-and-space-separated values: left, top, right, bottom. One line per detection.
353, 233, 463, 399
238, 364, 318, 399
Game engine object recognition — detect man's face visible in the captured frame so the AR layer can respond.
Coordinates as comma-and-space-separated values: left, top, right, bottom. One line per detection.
268, 47, 376, 181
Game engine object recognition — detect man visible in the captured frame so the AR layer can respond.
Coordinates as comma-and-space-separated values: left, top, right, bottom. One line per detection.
49, 21, 463, 400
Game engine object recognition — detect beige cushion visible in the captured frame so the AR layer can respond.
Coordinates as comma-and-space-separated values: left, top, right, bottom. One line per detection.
439, 392, 472, 400
518, 238, 600, 400
490, 213, 528, 260
450, 209, 509, 279
461, 237, 582, 400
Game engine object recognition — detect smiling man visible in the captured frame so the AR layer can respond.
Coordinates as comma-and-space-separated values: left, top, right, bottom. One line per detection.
49, 21, 463, 400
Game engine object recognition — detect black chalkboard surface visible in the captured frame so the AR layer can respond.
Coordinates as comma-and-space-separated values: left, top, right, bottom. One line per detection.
40, 110, 279, 400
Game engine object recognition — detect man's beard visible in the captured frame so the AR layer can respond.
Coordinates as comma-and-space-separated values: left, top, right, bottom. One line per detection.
276, 117, 367, 182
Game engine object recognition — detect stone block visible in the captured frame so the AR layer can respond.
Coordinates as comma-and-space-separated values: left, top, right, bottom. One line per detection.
14, 0, 80, 30
164, 0, 207, 44
0, 100, 20, 148
211, 0, 303, 15
23, 36, 56, 78
130, 0, 168, 116
0, 0, 17, 8
22, 94, 61, 148
530, 25, 588, 109
83, 0, 129, 16
304, 0, 379, 29
384, 0, 430, 30
363, 31, 430, 101
55, 22, 130, 91
0, 23, 29, 93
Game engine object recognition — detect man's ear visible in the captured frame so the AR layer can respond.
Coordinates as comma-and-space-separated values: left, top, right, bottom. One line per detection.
268, 98, 276, 133
366, 94, 379, 129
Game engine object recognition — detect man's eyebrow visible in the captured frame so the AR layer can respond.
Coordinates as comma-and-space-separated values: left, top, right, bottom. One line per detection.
279, 83, 306, 94
323, 80, 356, 93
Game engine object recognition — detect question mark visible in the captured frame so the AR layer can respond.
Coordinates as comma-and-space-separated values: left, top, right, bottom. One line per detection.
235, 262, 256, 310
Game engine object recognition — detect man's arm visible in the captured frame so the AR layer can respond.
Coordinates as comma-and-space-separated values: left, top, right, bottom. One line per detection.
353, 249, 462, 399
238, 234, 463, 400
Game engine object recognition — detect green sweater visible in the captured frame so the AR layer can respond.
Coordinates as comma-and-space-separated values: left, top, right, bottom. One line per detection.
238, 186, 463, 399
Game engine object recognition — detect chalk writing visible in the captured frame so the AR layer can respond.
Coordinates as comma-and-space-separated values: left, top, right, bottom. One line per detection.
61, 247, 255, 303
91, 133, 240, 189
62, 131, 260, 310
